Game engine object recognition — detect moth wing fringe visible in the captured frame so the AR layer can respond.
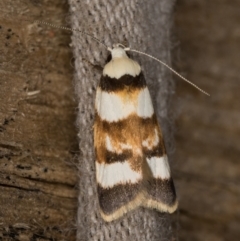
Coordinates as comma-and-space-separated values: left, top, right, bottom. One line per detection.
142, 197, 178, 213
100, 190, 148, 222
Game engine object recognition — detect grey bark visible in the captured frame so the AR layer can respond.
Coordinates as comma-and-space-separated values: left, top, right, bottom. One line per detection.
68, 0, 177, 240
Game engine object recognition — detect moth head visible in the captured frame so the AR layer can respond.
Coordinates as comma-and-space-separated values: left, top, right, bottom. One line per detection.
108, 44, 130, 59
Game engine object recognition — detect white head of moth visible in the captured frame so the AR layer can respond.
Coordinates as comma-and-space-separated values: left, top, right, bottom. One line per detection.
34, 21, 209, 222
103, 45, 140, 79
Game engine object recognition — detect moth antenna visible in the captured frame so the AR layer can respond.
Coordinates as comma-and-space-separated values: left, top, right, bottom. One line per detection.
34, 20, 108, 49
129, 48, 210, 96
32, 22, 209, 96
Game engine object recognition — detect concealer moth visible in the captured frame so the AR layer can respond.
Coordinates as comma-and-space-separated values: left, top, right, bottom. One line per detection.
34, 21, 209, 222
95, 44, 178, 222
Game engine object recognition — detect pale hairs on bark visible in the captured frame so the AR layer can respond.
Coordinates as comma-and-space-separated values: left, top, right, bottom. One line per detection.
34, 20, 210, 96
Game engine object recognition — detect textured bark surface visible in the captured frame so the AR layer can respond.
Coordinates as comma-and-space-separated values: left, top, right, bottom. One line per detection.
174, 1, 240, 240
0, 0, 179, 240
0, 1, 78, 240
68, 0, 178, 240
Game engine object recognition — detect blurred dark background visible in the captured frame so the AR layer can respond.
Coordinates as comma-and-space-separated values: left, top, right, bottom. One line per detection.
173, 1, 240, 240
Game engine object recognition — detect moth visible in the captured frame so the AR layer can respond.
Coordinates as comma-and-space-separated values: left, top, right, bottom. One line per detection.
94, 44, 178, 222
